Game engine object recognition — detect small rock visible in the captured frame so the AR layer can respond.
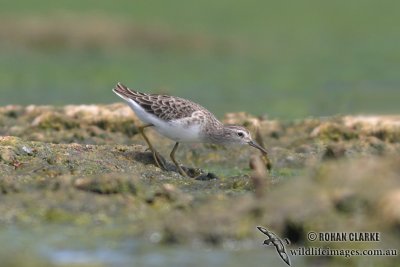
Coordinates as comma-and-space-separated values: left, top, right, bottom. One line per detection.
22, 146, 33, 155
0, 147, 17, 164
323, 143, 346, 160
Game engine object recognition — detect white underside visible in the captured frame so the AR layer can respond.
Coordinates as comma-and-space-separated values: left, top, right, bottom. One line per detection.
115, 91, 201, 142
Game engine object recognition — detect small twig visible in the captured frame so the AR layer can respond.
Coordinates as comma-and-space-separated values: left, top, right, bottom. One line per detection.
249, 154, 269, 198
255, 126, 272, 170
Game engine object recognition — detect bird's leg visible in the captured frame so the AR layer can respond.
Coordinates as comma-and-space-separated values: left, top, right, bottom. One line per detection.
170, 142, 189, 177
138, 124, 167, 170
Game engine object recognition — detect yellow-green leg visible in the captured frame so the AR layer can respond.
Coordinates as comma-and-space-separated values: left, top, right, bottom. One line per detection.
170, 142, 189, 177
138, 124, 167, 170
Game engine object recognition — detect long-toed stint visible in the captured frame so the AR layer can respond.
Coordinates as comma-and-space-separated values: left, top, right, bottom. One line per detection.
113, 82, 271, 177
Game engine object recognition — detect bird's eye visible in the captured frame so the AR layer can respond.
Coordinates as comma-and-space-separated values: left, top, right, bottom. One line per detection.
237, 132, 244, 137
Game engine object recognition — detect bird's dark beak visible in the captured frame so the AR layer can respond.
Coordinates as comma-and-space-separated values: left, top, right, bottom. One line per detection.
248, 140, 268, 154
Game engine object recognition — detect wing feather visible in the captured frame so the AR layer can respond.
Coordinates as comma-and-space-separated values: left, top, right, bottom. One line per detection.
113, 82, 219, 122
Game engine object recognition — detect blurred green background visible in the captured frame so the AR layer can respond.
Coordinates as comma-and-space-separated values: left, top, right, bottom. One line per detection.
1, 0, 399, 118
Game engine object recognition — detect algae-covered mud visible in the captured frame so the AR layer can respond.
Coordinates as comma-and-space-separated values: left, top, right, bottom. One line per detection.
0, 104, 399, 267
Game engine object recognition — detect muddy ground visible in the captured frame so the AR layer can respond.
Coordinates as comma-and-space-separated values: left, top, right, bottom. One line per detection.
0, 104, 399, 266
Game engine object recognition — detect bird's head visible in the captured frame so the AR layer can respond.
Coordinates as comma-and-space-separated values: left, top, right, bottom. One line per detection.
222, 125, 268, 154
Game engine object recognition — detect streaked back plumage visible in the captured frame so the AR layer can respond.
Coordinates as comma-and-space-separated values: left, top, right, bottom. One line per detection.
113, 83, 218, 122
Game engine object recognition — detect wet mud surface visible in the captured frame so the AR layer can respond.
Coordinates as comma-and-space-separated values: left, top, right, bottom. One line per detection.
1, 104, 399, 266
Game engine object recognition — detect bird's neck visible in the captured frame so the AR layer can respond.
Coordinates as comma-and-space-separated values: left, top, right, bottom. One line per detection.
203, 124, 228, 144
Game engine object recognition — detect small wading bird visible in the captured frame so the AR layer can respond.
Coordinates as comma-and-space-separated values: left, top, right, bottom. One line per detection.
113, 83, 270, 177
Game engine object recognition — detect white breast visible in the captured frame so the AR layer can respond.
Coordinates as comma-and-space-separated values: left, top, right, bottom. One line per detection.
126, 99, 202, 143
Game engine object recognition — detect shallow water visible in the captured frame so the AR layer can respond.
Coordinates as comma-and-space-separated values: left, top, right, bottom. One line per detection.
0, 226, 307, 267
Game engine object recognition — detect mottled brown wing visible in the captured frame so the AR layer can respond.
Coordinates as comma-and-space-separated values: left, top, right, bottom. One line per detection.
136, 95, 204, 121
113, 82, 204, 121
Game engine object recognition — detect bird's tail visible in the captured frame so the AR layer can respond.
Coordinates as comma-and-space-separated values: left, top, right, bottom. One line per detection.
112, 82, 141, 101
